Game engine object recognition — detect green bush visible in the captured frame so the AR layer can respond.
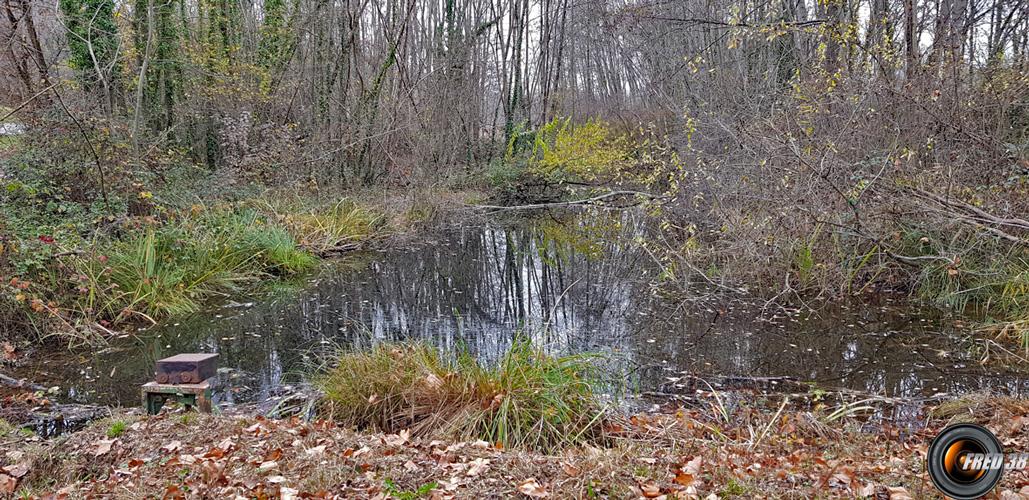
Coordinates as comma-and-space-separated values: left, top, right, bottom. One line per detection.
496, 118, 633, 188
515, 118, 631, 183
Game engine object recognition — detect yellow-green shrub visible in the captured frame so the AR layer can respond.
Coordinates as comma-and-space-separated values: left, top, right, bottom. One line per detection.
511, 118, 631, 183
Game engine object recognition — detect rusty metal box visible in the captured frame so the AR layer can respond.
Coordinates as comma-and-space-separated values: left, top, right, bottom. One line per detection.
154, 353, 218, 384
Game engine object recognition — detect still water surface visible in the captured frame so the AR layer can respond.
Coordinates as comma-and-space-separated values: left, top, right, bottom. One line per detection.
21, 211, 1027, 407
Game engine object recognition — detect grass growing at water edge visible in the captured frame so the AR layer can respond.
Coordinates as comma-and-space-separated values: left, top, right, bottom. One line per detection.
317, 342, 607, 452
261, 198, 382, 256
74, 207, 316, 321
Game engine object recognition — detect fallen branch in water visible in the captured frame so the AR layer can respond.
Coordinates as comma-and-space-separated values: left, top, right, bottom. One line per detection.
468, 190, 667, 211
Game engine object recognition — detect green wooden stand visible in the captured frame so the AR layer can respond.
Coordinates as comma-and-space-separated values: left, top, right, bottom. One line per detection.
142, 379, 213, 415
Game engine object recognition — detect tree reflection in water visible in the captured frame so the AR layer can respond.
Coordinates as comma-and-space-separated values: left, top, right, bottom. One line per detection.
35, 212, 1028, 407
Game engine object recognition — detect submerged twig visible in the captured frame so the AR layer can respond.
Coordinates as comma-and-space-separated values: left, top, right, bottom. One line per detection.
468, 190, 667, 212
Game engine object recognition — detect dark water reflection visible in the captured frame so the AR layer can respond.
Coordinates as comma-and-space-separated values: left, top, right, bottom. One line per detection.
20, 211, 1028, 407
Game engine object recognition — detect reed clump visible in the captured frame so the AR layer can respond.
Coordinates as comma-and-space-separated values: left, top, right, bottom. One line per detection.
317, 342, 606, 452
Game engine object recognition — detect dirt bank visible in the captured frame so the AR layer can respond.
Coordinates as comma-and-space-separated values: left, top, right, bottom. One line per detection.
2, 396, 1027, 498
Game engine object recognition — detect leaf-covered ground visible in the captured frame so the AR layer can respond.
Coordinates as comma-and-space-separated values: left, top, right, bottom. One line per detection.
1, 396, 1028, 499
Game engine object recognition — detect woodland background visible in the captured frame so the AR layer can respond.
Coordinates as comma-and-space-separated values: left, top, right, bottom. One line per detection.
1, 0, 1027, 341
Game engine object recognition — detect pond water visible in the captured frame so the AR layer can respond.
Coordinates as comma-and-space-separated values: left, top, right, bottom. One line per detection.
14, 210, 1028, 409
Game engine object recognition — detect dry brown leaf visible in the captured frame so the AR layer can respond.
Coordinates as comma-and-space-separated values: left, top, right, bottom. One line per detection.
887, 486, 913, 500
0, 474, 15, 494
259, 460, 278, 471
517, 478, 549, 498
94, 439, 115, 457
439, 476, 462, 491
263, 448, 284, 461
203, 447, 225, 459
424, 373, 443, 389
385, 431, 411, 447
683, 456, 703, 475
1, 463, 28, 479
831, 469, 854, 489
466, 458, 490, 476
673, 471, 694, 486
159, 440, 181, 453
216, 437, 235, 451
305, 445, 327, 456
163, 484, 185, 500
561, 462, 580, 477
639, 482, 663, 498
2, 342, 16, 361
997, 487, 1029, 500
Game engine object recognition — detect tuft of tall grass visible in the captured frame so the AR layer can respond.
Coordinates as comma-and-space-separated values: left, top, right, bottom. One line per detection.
271, 199, 381, 256
317, 342, 606, 452
74, 207, 315, 321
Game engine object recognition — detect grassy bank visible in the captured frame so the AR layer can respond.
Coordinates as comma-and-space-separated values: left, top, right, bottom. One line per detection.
0, 117, 490, 345
1, 393, 1026, 497
0, 188, 395, 344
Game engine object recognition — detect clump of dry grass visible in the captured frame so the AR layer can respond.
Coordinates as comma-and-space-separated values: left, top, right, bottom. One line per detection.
316, 342, 606, 452
930, 394, 1029, 424
276, 199, 382, 256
